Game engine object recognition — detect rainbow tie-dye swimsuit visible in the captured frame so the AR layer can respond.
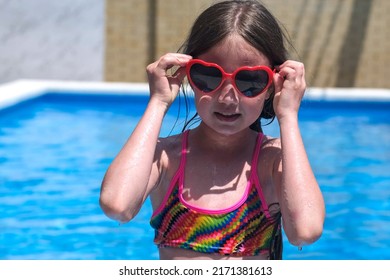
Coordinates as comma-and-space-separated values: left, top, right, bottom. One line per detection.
150, 130, 282, 259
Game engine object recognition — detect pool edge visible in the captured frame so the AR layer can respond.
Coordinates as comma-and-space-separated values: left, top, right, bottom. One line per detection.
0, 79, 150, 110
0, 79, 389, 111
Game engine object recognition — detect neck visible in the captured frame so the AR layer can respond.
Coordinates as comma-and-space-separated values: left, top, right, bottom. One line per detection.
190, 124, 258, 156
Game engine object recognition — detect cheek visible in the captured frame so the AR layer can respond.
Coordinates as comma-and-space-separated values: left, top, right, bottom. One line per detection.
245, 97, 266, 117
194, 93, 213, 116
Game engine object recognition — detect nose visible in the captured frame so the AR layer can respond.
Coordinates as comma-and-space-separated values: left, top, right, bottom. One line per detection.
217, 78, 239, 104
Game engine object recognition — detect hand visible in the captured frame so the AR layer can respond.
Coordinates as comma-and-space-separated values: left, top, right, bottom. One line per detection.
146, 53, 192, 107
272, 60, 306, 121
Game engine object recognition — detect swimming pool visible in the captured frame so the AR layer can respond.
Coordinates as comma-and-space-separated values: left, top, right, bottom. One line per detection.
0, 81, 389, 260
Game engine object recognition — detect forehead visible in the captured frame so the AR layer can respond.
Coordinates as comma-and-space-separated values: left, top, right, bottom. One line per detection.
198, 35, 270, 70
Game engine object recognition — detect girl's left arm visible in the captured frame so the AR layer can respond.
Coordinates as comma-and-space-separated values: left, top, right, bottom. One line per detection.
272, 60, 325, 246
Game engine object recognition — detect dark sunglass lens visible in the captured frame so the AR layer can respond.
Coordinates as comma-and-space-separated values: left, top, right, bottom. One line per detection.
190, 64, 222, 92
235, 70, 269, 97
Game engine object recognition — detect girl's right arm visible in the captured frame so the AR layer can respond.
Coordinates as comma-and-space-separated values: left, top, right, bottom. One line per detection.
99, 53, 192, 223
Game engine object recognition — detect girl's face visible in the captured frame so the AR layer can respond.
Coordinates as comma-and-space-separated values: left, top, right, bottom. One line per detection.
193, 35, 272, 136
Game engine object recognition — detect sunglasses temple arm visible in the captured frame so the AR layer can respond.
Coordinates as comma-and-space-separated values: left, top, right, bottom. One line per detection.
273, 67, 283, 79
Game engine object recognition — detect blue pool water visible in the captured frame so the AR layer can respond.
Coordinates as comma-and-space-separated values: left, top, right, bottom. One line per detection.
0, 92, 389, 260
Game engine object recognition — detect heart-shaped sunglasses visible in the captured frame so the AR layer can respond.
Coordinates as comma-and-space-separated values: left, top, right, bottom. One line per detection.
186, 59, 274, 98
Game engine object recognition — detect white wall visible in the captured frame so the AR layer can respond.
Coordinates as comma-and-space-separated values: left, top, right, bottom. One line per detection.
0, 0, 104, 84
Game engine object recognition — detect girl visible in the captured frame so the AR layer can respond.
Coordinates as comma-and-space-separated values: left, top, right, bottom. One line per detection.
100, 0, 325, 260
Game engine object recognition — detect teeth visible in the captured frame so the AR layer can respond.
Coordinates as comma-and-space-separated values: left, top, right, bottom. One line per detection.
218, 112, 236, 116
215, 112, 240, 119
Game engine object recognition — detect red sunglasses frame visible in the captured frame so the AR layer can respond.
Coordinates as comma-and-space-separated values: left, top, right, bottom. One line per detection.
186, 59, 274, 97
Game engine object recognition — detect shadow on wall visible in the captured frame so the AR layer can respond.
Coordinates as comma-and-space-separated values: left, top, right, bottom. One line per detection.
335, 0, 372, 87
293, 0, 342, 87
295, 0, 373, 88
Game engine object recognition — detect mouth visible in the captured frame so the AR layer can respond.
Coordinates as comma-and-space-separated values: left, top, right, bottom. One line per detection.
214, 112, 241, 122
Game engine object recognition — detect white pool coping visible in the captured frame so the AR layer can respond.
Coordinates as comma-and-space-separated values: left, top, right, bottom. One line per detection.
0, 79, 149, 110
0, 79, 389, 110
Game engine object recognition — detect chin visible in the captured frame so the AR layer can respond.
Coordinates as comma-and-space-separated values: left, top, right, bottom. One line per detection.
207, 124, 251, 137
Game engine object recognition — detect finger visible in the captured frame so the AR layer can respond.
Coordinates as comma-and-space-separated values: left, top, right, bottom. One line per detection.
169, 67, 187, 93
276, 61, 305, 80
273, 72, 285, 93
165, 64, 183, 78
277, 66, 296, 81
146, 54, 192, 82
157, 53, 192, 74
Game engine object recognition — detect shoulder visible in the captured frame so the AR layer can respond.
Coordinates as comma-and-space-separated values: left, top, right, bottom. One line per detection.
259, 135, 282, 172
157, 133, 183, 157
150, 133, 184, 205
256, 135, 282, 207
261, 134, 281, 148
154, 132, 185, 173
